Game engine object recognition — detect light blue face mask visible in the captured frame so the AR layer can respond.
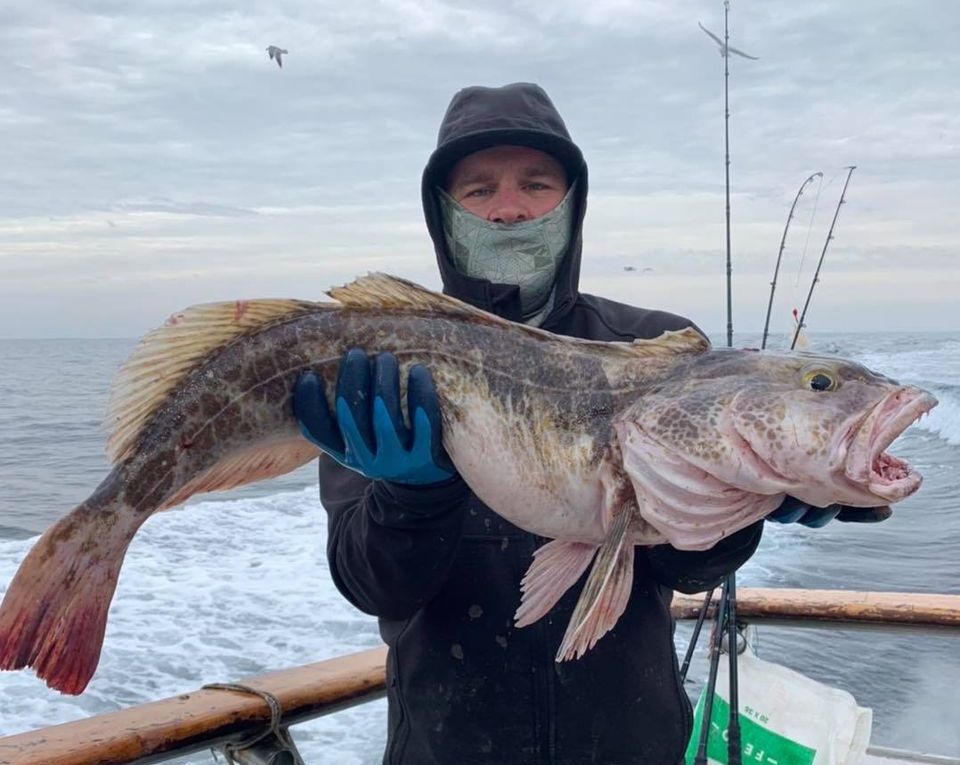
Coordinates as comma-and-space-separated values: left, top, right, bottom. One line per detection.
438, 182, 578, 325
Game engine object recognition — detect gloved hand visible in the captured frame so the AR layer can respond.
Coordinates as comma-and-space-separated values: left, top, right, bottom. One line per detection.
293, 348, 456, 486
767, 496, 892, 528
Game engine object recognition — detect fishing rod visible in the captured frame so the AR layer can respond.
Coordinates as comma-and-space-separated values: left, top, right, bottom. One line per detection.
679, 587, 715, 683
693, 577, 732, 765
761, 172, 822, 350
725, 573, 742, 764
691, 576, 744, 765
790, 165, 857, 350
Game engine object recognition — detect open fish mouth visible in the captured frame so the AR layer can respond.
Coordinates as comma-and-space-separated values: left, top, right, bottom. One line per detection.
847, 386, 938, 499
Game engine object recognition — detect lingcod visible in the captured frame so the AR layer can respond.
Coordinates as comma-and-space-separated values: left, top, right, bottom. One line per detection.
0, 274, 937, 694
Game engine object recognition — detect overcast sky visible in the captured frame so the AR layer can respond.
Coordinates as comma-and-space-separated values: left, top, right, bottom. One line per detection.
1, 0, 957, 339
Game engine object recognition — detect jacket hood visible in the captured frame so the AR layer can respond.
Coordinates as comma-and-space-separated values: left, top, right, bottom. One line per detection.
421, 82, 589, 328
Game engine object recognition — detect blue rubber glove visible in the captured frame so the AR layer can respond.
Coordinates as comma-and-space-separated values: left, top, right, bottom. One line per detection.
293, 349, 456, 486
767, 496, 892, 528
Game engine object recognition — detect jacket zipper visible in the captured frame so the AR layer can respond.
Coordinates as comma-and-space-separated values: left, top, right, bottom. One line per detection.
533, 533, 557, 764
659, 585, 694, 765
387, 617, 413, 764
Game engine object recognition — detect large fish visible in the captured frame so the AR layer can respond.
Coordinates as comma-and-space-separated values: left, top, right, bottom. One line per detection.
0, 274, 937, 694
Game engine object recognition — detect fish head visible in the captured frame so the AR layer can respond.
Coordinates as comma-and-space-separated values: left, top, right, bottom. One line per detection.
617, 348, 938, 509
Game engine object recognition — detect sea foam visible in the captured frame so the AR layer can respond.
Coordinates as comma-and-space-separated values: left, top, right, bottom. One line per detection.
0, 486, 387, 763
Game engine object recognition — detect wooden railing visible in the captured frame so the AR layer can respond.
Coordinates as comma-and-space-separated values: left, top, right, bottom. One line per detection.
0, 649, 387, 765
1, 588, 958, 765
670, 588, 960, 628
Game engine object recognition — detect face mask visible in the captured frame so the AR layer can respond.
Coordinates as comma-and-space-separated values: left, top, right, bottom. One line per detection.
438, 181, 578, 324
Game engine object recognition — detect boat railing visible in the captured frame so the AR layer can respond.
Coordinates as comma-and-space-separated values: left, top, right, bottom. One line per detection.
0, 588, 957, 765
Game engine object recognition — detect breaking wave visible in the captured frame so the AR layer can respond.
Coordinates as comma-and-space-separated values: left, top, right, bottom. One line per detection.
915, 385, 960, 446
835, 337, 960, 448
0, 489, 387, 763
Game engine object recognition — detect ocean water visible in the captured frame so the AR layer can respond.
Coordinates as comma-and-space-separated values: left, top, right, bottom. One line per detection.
0, 332, 958, 762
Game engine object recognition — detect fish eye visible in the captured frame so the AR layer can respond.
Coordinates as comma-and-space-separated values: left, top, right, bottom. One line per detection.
802, 368, 838, 392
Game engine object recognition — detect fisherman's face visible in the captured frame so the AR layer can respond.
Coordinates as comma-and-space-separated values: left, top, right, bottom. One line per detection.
446, 145, 568, 224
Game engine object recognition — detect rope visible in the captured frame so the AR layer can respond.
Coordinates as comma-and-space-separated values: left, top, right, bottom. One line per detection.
202, 682, 304, 764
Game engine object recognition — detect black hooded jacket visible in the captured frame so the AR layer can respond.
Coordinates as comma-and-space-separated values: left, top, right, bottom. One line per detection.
318, 83, 763, 765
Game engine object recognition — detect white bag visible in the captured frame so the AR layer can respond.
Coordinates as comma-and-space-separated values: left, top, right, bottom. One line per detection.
684, 642, 872, 765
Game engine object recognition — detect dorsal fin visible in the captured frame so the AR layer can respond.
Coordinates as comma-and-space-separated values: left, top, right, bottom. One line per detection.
105, 298, 321, 462
105, 275, 709, 464
563, 327, 710, 367
330, 273, 710, 360
327, 273, 496, 321
626, 327, 711, 356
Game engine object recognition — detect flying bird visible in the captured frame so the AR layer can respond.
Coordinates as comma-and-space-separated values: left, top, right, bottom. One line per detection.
266, 45, 288, 68
698, 22, 758, 60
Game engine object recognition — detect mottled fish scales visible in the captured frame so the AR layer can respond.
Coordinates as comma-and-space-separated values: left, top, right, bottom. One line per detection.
0, 273, 936, 692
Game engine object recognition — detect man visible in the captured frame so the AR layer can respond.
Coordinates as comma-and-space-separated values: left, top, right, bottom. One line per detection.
293, 83, 884, 764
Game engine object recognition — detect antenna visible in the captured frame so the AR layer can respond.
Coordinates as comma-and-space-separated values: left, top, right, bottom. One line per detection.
723, 0, 733, 348
699, 2, 757, 348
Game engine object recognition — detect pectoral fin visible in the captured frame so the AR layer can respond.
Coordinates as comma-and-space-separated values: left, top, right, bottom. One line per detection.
555, 508, 635, 662
515, 539, 597, 628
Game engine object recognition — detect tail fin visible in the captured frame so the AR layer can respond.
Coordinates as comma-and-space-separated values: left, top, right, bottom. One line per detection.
0, 483, 135, 694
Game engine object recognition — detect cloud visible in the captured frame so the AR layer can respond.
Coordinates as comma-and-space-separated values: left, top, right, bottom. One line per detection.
0, 0, 958, 337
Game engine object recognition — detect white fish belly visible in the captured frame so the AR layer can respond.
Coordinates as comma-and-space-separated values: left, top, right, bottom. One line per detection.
445, 396, 606, 543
